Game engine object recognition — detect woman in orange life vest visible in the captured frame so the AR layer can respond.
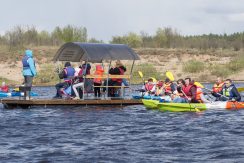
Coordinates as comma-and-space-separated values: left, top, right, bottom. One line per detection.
0, 82, 9, 93
93, 64, 104, 97
212, 77, 225, 94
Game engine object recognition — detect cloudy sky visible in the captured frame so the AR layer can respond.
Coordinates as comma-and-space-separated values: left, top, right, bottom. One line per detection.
1, 0, 244, 41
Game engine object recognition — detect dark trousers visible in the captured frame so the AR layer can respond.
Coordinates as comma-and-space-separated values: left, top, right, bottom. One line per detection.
24, 76, 33, 97
24, 76, 33, 87
55, 82, 68, 97
94, 82, 102, 97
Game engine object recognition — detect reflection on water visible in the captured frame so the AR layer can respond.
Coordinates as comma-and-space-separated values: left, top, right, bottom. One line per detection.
0, 85, 244, 162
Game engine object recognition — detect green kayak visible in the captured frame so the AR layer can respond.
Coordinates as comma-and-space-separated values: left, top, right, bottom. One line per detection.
142, 99, 207, 112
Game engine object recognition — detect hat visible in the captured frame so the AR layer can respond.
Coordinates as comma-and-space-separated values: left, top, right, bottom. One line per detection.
25, 50, 33, 57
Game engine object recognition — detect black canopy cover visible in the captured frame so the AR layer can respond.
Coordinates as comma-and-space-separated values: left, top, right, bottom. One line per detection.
53, 42, 140, 62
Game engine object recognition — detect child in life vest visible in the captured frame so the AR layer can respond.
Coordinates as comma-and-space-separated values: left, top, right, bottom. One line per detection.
0, 82, 9, 93
93, 65, 104, 97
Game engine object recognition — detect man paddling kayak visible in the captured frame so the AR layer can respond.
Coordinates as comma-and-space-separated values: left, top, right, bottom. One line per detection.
213, 79, 241, 102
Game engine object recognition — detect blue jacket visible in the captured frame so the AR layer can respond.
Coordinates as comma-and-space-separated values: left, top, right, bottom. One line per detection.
22, 50, 37, 77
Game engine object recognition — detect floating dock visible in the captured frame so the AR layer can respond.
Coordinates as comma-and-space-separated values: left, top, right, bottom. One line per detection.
1, 98, 143, 109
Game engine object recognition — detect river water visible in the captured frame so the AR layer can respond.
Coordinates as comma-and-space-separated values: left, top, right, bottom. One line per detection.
0, 85, 244, 162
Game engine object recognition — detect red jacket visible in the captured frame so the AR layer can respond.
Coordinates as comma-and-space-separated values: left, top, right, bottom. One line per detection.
0, 85, 9, 92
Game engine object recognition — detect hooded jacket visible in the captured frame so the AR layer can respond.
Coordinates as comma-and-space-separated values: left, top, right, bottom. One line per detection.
22, 50, 37, 77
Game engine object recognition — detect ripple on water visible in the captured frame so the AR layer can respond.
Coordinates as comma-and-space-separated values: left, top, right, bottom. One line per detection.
0, 86, 244, 162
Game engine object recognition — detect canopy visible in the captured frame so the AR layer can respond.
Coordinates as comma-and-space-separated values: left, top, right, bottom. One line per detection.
53, 42, 140, 62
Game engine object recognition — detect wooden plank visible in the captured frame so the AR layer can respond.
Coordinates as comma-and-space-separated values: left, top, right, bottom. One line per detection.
2, 98, 142, 108
86, 74, 130, 79
93, 86, 130, 88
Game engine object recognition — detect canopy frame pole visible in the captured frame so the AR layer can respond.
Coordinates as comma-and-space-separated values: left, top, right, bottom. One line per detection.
82, 59, 89, 100
106, 60, 112, 99
128, 60, 135, 96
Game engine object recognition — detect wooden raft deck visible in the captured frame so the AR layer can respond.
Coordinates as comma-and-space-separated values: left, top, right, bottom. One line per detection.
1, 98, 143, 109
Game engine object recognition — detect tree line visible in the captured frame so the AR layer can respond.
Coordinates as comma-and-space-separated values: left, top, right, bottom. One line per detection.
0, 25, 243, 51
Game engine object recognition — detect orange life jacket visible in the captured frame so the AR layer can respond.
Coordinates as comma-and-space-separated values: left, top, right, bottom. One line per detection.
164, 83, 172, 93
93, 65, 104, 84
212, 82, 224, 93
196, 86, 203, 102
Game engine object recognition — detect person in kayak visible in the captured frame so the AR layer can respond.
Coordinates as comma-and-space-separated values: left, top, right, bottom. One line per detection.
142, 78, 156, 95
0, 82, 9, 93
212, 77, 224, 94
172, 79, 188, 103
164, 78, 177, 95
155, 80, 164, 96
182, 78, 199, 103
54, 62, 75, 98
213, 79, 241, 102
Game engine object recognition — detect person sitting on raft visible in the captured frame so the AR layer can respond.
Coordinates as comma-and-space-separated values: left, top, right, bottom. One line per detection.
54, 62, 75, 99
213, 79, 241, 102
72, 62, 91, 99
0, 82, 9, 93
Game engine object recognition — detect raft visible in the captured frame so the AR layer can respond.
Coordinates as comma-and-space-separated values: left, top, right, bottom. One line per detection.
142, 99, 244, 112
0, 91, 38, 98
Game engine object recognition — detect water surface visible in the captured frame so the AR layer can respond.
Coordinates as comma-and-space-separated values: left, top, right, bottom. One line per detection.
0, 85, 243, 162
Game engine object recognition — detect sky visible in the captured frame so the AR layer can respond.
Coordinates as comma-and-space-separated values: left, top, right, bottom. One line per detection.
1, 0, 244, 42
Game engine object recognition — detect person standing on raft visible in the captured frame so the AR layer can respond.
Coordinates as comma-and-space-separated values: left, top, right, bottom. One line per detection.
22, 50, 37, 100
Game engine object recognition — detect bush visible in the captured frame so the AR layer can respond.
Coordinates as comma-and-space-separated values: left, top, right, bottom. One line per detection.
34, 63, 59, 84
130, 63, 164, 84
183, 60, 205, 73
210, 65, 232, 78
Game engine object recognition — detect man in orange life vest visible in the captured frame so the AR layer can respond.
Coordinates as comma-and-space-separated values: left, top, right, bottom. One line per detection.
212, 77, 224, 94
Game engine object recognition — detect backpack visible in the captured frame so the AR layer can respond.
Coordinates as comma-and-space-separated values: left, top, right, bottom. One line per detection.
58, 69, 67, 79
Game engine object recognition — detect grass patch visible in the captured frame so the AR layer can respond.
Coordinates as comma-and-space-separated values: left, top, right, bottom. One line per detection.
210, 65, 232, 78
34, 63, 59, 85
131, 63, 164, 84
183, 60, 205, 73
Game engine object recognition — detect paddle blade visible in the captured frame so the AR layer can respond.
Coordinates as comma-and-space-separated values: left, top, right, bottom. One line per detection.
150, 77, 157, 83
138, 71, 143, 78
195, 107, 201, 112
166, 71, 174, 81
194, 82, 204, 88
237, 87, 244, 92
